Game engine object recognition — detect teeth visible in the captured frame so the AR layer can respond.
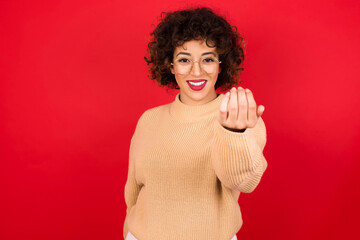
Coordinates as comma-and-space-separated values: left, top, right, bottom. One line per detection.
188, 81, 206, 86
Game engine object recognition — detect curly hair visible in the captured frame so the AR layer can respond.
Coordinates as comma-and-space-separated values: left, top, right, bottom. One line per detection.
144, 7, 246, 92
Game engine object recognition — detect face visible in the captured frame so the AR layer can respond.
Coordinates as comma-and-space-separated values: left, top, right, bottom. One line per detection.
170, 39, 221, 105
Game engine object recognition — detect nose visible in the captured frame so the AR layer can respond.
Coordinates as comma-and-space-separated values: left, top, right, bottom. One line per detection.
190, 60, 202, 76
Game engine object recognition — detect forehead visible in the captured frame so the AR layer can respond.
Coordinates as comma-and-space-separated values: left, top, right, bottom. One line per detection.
174, 39, 217, 55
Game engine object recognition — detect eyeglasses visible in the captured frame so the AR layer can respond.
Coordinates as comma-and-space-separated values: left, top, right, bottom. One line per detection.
171, 56, 222, 75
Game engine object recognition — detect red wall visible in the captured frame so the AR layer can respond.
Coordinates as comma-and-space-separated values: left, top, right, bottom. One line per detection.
1, 0, 359, 239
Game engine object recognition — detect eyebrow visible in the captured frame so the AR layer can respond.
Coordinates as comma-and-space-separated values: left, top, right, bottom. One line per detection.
175, 52, 217, 57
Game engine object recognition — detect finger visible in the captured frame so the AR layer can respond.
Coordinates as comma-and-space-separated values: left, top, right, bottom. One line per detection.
228, 87, 238, 124
245, 88, 257, 125
257, 105, 265, 117
218, 92, 230, 123
237, 87, 247, 124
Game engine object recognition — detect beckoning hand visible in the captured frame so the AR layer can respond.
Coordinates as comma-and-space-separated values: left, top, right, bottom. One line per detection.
217, 87, 265, 132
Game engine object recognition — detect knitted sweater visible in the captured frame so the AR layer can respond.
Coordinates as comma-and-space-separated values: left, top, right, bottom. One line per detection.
123, 93, 268, 240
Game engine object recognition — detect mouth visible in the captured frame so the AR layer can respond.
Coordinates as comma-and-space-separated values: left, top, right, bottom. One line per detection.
187, 79, 207, 86
186, 79, 207, 90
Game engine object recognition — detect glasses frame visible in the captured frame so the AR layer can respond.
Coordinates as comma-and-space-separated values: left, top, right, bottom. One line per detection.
170, 57, 222, 74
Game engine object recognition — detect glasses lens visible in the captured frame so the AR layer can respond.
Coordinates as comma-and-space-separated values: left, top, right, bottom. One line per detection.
173, 57, 220, 74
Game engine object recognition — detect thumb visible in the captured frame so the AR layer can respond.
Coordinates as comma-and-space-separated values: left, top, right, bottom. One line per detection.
257, 105, 265, 117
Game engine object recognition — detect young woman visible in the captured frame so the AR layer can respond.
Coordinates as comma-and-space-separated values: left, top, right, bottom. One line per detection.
123, 7, 268, 240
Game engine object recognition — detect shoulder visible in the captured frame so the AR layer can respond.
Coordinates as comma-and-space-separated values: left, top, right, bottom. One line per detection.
137, 103, 172, 126
130, 102, 172, 143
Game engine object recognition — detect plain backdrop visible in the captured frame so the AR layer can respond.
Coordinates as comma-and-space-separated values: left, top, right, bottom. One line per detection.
1, 0, 359, 239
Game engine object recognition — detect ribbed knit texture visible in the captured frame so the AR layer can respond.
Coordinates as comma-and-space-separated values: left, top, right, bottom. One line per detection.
123, 93, 268, 240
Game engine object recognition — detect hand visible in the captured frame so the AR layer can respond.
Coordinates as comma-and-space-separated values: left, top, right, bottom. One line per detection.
217, 86, 265, 132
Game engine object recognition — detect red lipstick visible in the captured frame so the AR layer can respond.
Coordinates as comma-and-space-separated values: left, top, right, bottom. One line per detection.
187, 79, 207, 91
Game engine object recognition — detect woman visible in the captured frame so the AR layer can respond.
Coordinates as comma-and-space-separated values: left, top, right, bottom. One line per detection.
123, 7, 268, 240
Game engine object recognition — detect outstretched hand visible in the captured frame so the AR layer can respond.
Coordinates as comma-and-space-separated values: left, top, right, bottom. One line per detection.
217, 87, 265, 132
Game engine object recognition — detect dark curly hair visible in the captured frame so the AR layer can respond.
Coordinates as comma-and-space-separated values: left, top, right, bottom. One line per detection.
144, 7, 246, 92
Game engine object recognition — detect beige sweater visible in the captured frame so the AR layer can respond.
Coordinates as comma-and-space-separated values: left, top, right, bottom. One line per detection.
123, 93, 268, 240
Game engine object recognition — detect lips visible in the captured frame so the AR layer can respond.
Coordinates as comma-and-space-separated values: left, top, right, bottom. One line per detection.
187, 79, 207, 83
187, 79, 207, 91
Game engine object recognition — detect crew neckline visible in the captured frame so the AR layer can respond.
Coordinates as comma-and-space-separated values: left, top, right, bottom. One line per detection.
169, 93, 225, 122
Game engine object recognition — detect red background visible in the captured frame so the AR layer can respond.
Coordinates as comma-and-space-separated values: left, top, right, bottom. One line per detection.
1, 0, 359, 239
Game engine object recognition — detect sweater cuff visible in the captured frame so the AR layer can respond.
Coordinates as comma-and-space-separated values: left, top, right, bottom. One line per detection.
223, 126, 247, 133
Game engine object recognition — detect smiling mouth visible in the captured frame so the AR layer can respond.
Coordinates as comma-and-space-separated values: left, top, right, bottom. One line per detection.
187, 80, 207, 86
187, 81, 206, 86
186, 79, 207, 91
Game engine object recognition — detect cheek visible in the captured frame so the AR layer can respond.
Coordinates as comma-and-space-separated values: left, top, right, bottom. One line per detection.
174, 74, 184, 84
210, 72, 220, 82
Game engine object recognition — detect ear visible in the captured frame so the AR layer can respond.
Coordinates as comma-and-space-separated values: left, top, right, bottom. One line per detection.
170, 65, 175, 74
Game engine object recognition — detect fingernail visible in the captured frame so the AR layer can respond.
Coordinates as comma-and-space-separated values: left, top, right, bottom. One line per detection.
245, 89, 251, 93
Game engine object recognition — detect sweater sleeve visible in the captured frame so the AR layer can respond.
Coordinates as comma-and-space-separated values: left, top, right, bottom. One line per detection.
211, 116, 268, 193
123, 116, 144, 239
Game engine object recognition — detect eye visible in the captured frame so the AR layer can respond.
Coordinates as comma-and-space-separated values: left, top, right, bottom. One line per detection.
203, 58, 215, 63
177, 58, 190, 63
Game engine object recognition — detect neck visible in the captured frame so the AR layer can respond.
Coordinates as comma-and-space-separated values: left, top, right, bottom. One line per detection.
179, 91, 219, 106
170, 93, 224, 122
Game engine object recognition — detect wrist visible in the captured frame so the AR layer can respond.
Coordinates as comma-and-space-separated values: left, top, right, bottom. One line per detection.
223, 126, 246, 133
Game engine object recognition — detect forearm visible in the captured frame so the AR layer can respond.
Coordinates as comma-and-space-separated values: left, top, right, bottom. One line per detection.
211, 119, 267, 193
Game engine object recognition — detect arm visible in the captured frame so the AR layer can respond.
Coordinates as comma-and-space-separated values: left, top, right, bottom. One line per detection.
123, 138, 142, 239
123, 115, 145, 239
211, 116, 268, 193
